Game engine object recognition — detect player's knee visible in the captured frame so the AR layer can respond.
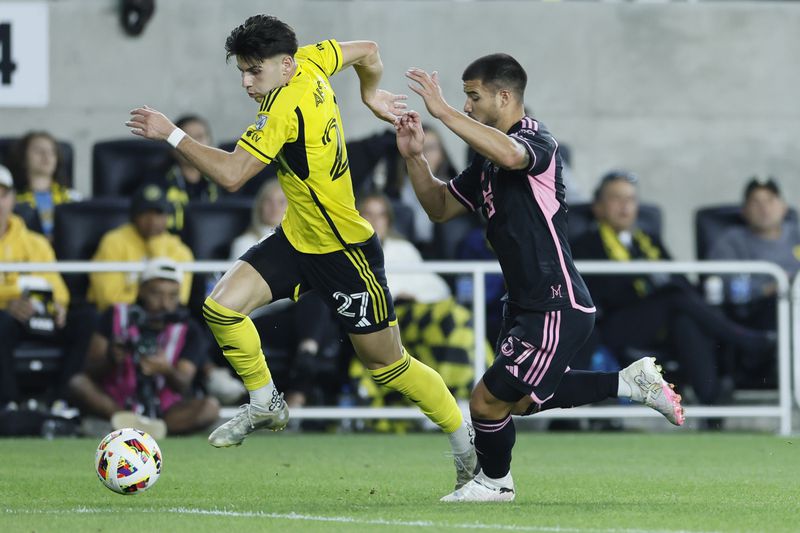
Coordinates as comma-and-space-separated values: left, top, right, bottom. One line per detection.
469, 390, 507, 420
511, 396, 539, 416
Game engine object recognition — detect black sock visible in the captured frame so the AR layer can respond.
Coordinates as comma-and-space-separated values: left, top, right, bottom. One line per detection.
473, 415, 516, 479
540, 370, 618, 411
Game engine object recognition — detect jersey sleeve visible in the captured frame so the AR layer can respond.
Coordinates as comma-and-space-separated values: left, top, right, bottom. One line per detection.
295, 39, 343, 78
509, 128, 557, 176
237, 107, 297, 165
446, 157, 483, 212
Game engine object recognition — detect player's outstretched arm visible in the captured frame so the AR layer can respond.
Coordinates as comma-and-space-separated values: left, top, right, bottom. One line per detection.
127, 106, 265, 192
405, 68, 529, 171
339, 41, 407, 123
395, 111, 466, 223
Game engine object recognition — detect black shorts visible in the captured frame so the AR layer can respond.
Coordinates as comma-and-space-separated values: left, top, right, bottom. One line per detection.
483, 304, 595, 405
240, 227, 396, 334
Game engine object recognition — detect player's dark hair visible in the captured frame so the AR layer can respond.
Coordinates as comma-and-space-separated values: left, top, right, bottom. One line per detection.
462, 53, 527, 99
225, 15, 298, 63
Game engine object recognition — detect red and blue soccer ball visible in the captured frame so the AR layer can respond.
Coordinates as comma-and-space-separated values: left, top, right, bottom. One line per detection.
95, 428, 162, 495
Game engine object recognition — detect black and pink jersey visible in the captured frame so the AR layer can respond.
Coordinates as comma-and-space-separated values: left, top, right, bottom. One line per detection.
446, 117, 595, 313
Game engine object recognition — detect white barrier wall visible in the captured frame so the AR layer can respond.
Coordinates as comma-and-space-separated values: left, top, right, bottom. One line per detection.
1, 0, 799, 259
0, 259, 793, 435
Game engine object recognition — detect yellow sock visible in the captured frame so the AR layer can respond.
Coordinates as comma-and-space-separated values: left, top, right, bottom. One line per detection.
202, 297, 271, 391
369, 348, 463, 433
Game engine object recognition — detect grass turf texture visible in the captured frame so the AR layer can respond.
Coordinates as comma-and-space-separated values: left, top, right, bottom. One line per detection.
1, 432, 797, 532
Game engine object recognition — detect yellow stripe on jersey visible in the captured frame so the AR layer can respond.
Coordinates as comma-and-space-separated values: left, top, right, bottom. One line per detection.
355, 247, 387, 320
236, 38, 373, 254
343, 247, 386, 323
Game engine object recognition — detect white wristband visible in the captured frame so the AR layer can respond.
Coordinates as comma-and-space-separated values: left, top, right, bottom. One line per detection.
166, 128, 187, 148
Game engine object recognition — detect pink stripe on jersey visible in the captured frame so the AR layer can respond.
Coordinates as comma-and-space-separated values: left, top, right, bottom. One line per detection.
523, 311, 552, 383
447, 180, 476, 211
527, 146, 596, 314
532, 310, 561, 386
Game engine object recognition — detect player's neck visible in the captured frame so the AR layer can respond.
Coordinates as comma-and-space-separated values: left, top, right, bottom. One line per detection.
498, 109, 526, 134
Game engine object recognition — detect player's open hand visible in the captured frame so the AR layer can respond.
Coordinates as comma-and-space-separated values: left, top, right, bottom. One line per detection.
394, 111, 425, 159
364, 89, 408, 124
406, 68, 449, 119
126, 105, 177, 141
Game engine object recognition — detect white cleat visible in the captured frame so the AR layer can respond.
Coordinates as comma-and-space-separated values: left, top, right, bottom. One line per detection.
441, 470, 515, 502
453, 423, 478, 490
620, 357, 685, 426
208, 393, 289, 448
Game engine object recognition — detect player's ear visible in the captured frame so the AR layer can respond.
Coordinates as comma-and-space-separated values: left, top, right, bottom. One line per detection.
498, 89, 512, 108
281, 55, 294, 74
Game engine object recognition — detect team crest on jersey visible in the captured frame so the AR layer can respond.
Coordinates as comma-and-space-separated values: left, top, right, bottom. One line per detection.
255, 115, 268, 130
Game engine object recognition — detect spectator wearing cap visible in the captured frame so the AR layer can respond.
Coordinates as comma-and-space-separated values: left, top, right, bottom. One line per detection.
70, 258, 219, 438
571, 170, 775, 409
88, 184, 193, 311
0, 164, 95, 412
709, 177, 800, 300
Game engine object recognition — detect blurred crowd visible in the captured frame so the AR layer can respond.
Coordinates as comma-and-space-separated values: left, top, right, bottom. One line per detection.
0, 118, 796, 436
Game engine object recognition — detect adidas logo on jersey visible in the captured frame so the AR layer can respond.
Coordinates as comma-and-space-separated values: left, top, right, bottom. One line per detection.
355, 317, 372, 328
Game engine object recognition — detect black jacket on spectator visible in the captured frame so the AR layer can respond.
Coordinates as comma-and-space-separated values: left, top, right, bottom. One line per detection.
571, 224, 678, 318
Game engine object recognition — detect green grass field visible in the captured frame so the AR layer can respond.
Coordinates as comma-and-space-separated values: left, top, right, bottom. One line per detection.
1, 432, 798, 532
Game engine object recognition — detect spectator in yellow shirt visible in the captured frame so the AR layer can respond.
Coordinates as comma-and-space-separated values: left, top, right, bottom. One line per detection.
0, 165, 95, 412
88, 184, 193, 311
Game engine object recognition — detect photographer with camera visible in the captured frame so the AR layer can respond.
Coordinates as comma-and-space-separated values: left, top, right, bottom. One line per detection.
0, 166, 96, 418
69, 258, 219, 438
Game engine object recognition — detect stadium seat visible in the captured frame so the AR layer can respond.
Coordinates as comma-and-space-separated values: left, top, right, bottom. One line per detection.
12, 203, 43, 234
0, 136, 75, 187
567, 202, 663, 244
92, 139, 171, 196
388, 199, 416, 243
433, 212, 482, 260
52, 198, 131, 301
217, 141, 278, 197
181, 199, 253, 260
694, 204, 799, 259
13, 342, 64, 376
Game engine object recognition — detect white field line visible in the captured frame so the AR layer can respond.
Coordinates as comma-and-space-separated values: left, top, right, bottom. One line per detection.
2, 506, 717, 533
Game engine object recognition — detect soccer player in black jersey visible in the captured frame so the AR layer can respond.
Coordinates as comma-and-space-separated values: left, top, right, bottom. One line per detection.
395, 54, 685, 502
125, 15, 477, 491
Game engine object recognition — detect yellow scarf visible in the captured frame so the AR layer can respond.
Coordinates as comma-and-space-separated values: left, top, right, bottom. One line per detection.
15, 183, 71, 207
598, 222, 661, 296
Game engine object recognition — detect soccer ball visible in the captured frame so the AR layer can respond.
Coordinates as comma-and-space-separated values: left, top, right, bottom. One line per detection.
95, 428, 162, 495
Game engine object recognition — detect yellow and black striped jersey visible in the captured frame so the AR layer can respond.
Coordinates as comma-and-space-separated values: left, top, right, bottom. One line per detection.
237, 39, 374, 254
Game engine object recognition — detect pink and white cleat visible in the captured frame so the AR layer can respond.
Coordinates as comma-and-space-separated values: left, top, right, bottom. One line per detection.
620, 357, 685, 426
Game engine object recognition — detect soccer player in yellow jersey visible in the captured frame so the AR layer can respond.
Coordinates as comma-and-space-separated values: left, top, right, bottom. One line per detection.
126, 14, 476, 490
